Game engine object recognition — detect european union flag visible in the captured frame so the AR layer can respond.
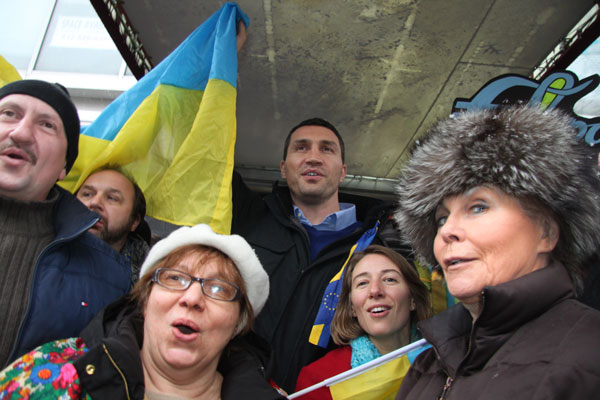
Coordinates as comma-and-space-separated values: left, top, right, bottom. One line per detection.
309, 221, 380, 348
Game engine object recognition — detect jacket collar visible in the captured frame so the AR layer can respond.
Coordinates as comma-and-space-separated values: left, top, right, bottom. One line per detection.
53, 185, 100, 241
418, 262, 575, 377
75, 297, 145, 399
270, 180, 390, 227
77, 296, 281, 400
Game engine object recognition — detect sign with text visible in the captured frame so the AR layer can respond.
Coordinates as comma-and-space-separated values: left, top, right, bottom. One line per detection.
452, 71, 600, 145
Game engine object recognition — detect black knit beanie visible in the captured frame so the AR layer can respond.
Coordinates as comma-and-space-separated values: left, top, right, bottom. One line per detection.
0, 79, 80, 173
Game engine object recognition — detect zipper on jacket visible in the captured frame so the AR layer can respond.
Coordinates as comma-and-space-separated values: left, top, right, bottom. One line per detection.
103, 343, 132, 400
430, 345, 455, 400
7, 213, 99, 363
438, 376, 454, 400
436, 294, 484, 400
436, 316, 474, 400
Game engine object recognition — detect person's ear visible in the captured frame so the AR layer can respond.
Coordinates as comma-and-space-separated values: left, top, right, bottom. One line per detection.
339, 164, 347, 183
280, 160, 287, 179
539, 218, 559, 253
130, 215, 142, 232
410, 298, 416, 311
58, 167, 67, 182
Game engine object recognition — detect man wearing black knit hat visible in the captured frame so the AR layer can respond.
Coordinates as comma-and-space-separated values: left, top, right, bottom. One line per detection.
0, 79, 131, 367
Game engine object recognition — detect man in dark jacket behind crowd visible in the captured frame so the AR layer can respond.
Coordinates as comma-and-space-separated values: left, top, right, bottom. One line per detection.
0, 79, 131, 367
231, 118, 408, 392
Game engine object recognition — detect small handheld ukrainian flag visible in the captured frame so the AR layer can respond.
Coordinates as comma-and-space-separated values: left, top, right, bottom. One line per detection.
59, 2, 248, 234
290, 338, 430, 399
309, 221, 380, 348
329, 344, 428, 400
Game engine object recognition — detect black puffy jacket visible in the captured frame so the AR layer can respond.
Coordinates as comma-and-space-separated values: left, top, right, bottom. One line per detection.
73, 296, 284, 399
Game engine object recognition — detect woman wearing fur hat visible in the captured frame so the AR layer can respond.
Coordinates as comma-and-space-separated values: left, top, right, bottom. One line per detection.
394, 105, 600, 400
0, 224, 284, 399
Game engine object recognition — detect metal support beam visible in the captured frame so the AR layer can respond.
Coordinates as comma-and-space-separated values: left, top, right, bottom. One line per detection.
533, 4, 599, 79
90, 0, 153, 79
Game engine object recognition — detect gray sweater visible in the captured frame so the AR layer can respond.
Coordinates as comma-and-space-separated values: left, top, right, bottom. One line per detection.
0, 191, 57, 366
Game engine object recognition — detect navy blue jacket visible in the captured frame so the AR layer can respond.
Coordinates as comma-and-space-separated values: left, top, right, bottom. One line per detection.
7, 186, 131, 364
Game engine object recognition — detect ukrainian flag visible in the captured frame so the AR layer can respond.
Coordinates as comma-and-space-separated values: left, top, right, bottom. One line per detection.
328, 344, 428, 400
289, 339, 430, 399
59, 2, 248, 234
0, 54, 21, 86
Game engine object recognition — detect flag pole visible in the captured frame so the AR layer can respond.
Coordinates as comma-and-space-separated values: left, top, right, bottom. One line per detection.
287, 338, 428, 399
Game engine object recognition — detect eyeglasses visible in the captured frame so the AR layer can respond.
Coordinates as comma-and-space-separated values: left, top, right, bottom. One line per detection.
152, 268, 241, 302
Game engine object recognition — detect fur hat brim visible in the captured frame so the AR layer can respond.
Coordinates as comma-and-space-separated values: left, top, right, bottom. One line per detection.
394, 105, 600, 290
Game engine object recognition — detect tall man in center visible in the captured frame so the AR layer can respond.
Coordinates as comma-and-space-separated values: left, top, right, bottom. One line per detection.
231, 118, 407, 392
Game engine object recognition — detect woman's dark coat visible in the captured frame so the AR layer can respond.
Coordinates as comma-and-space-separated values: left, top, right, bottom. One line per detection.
74, 297, 283, 399
397, 262, 600, 400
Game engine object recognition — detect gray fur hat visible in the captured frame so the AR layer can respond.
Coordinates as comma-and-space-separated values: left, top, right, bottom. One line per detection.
394, 105, 600, 290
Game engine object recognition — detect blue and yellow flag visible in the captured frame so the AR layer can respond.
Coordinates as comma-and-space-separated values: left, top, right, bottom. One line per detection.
328, 344, 428, 400
289, 339, 430, 399
309, 221, 380, 348
414, 258, 456, 315
59, 2, 249, 234
0, 54, 21, 86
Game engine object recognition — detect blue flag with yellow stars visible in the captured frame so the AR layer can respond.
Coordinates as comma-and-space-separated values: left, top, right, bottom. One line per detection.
309, 221, 380, 348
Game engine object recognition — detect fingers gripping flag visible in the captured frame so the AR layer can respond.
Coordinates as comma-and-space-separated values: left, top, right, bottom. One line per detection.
58, 2, 249, 234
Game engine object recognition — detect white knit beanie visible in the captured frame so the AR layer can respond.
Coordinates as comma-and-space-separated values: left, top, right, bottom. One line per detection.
139, 224, 269, 333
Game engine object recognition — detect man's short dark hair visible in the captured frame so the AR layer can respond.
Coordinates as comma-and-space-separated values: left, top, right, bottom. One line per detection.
127, 178, 149, 245
282, 118, 345, 163
130, 179, 146, 223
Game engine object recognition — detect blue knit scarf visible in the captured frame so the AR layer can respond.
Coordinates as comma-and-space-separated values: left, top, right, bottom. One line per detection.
350, 335, 382, 368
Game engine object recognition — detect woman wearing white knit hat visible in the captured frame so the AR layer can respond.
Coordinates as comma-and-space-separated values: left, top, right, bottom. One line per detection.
394, 105, 600, 400
0, 224, 283, 399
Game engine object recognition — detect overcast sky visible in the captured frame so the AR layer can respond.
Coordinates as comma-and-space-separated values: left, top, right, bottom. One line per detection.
568, 38, 599, 118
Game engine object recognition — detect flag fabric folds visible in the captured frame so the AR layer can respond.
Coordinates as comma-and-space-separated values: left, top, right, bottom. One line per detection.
414, 258, 456, 315
0, 55, 21, 87
289, 339, 431, 399
309, 221, 381, 348
58, 2, 249, 234
329, 344, 428, 400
